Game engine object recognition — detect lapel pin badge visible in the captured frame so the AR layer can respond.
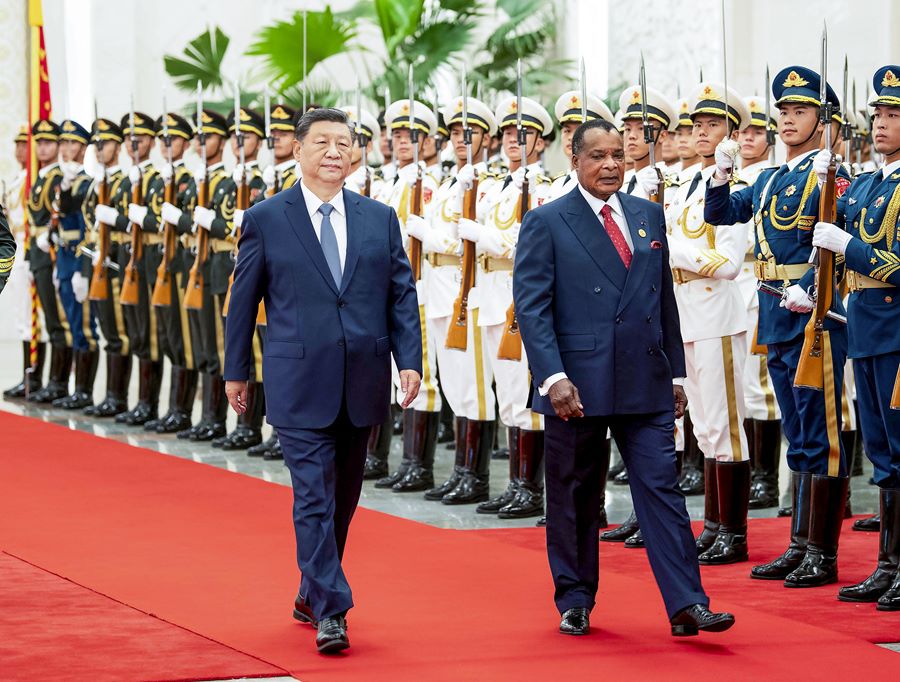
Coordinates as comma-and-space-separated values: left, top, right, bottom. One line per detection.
638, 228, 647, 238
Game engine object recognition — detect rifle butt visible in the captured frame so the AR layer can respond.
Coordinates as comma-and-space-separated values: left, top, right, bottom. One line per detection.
151, 275, 172, 308
445, 297, 468, 351
222, 275, 234, 317
119, 268, 140, 306
497, 304, 522, 361
891, 364, 900, 411
793, 325, 825, 390
183, 272, 204, 310
256, 302, 267, 326
88, 269, 109, 302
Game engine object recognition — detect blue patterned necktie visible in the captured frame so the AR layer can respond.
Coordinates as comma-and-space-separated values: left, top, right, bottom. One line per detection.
318, 202, 342, 287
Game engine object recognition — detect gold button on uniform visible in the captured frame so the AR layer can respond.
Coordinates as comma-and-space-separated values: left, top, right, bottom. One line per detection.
886, 296, 894, 303
638, 228, 647, 238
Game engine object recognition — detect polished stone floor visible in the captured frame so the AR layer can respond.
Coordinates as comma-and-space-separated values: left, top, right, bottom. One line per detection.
0, 340, 880, 530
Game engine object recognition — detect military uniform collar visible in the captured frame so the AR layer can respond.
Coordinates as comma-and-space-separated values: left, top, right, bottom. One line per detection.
739, 160, 773, 177
106, 165, 121, 175
246, 160, 259, 170
207, 161, 224, 173
785, 150, 815, 172
138, 159, 154, 171
880, 158, 900, 178
38, 162, 59, 178
275, 159, 295, 173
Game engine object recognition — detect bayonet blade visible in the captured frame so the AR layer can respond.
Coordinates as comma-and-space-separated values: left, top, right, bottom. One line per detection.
264, 85, 272, 149
462, 66, 472, 167
302, 10, 308, 113
765, 64, 775, 146
516, 58, 525, 146
721, 0, 730, 134
408, 63, 418, 166
580, 57, 587, 121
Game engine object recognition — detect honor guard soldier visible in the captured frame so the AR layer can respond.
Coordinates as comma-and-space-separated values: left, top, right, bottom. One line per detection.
146, 111, 199, 434
105, 111, 162, 427
26, 119, 70, 403
83, 117, 132, 417
618, 86, 678, 201
419, 94, 502, 500
3, 125, 49, 400
737, 95, 784, 510
339, 105, 384, 198
0, 197, 14, 293
548, 91, 616, 202
53, 119, 100, 409
705, 66, 852, 587
667, 84, 752, 564
674, 98, 702, 184
374, 97, 442, 492
213, 105, 267, 452
814, 65, 900, 609
423, 111, 448, 181
455, 95, 553, 514
178, 108, 233, 442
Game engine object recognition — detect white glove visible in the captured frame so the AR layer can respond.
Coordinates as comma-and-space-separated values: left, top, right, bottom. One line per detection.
456, 164, 476, 192
37, 231, 52, 253
234, 209, 245, 229
129, 165, 142, 185
405, 214, 429, 242
232, 164, 245, 185
128, 203, 148, 227
161, 202, 183, 226
262, 166, 276, 191
60, 161, 80, 191
510, 166, 528, 191
95, 204, 119, 226
193, 168, 206, 186
780, 284, 814, 313
159, 163, 173, 184
90, 247, 100, 266
636, 165, 662, 196
812, 149, 840, 187
397, 162, 423, 187
71, 272, 88, 303
457, 218, 483, 244
714, 139, 741, 179
193, 205, 215, 232
813, 221, 852, 255
52, 267, 59, 290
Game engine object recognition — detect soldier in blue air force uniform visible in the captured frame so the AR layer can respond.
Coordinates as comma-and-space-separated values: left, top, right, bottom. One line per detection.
704, 66, 852, 588
813, 65, 900, 610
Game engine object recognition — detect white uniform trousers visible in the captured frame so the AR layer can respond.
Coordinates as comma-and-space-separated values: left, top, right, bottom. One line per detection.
393, 303, 442, 413
0, 235, 47, 342
431, 309, 496, 422
742, 302, 781, 421
483, 322, 543, 431
683, 333, 750, 462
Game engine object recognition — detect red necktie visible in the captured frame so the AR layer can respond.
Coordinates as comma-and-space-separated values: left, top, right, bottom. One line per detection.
600, 204, 632, 269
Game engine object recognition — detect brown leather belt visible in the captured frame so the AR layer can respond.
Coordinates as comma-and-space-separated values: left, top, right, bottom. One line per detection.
753, 260, 811, 282
672, 268, 707, 285
211, 238, 234, 253
142, 232, 164, 245
846, 270, 895, 292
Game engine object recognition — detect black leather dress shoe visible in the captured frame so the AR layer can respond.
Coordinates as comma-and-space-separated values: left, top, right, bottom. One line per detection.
559, 607, 590, 635
293, 596, 317, 626
669, 604, 735, 636
316, 616, 350, 654
624, 528, 645, 548
853, 514, 880, 532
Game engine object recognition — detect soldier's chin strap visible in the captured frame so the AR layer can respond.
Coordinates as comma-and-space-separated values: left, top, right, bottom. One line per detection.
785, 117, 823, 149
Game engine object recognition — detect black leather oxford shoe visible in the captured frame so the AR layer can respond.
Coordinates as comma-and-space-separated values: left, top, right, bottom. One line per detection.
559, 607, 590, 636
316, 616, 350, 654
293, 595, 317, 626
669, 604, 735, 636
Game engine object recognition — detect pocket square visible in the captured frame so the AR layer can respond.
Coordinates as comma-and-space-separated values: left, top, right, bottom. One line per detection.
848, 197, 857, 205
650, 240, 663, 250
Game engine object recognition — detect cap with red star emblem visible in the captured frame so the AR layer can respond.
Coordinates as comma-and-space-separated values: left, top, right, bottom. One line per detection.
553, 90, 614, 126
870, 65, 900, 108
495, 96, 553, 136
385, 99, 438, 136
442, 96, 497, 136
618, 85, 677, 131
689, 82, 750, 129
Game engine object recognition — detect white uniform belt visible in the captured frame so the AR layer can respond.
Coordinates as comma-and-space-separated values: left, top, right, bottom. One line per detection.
753, 260, 811, 282
672, 268, 707, 285
480, 255, 513, 272
426, 253, 460, 267
846, 271, 895, 292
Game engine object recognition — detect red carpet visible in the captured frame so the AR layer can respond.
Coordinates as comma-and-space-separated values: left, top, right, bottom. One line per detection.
2, 410, 899, 682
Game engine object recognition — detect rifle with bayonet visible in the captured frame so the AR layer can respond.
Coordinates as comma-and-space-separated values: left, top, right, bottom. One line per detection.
89, 100, 113, 302
498, 59, 527, 362
842, 56, 853, 175
184, 82, 209, 310
639, 52, 664, 205
407, 64, 424, 281
223, 81, 247, 317
446, 67, 478, 351
120, 96, 143, 306
152, 90, 177, 307
356, 83, 371, 197
795, 24, 838, 391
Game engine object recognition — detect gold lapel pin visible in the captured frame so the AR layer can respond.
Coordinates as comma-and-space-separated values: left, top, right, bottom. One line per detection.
638, 228, 647, 238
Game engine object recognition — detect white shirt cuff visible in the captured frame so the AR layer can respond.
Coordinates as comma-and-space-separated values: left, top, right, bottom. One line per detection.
673, 377, 685, 387
708, 172, 730, 188
539, 372, 568, 396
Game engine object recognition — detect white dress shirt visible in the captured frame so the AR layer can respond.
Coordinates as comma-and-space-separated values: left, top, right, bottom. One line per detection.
300, 179, 348, 273
539, 183, 682, 396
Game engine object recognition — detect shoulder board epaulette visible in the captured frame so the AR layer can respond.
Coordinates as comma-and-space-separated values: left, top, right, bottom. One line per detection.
535, 173, 553, 184
663, 172, 680, 188
552, 171, 568, 182
729, 171, 748, 187
46, 167, 63, 179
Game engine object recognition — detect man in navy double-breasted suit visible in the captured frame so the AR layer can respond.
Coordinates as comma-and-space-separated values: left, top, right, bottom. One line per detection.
224, 108, 422, 654
514, 118, 734, 637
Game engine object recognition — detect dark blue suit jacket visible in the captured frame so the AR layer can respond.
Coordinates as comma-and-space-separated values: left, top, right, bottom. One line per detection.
223, 183, 422, 429
514, 186, 686, 416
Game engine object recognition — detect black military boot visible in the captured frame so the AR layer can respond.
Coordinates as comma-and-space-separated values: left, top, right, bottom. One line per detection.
179, 372, 212, 439
363, 416, 393, 479
4, 341, 45, 399
28, 345, 72, 403
699, 460, 751, 565
784, 474, 850, 587
87, 353, 132, 417
877, 571, 900, 611
853, 515, 881, 532
391, 404, 403, 435
262, 435, 283, 461
117, 359, 163, 426
601, 510, 639, 542
53, 349, 98, 410
749, 419, 782, 509
211, 380, 264, 450
376, 409, 415, 488
840, 488, 900, 602
752, 471, 812, 580
696, 458, 720, 555
678, 412, 705, 495
441, 418, 495, 505
437, 400, 454, 444
426, 417, 467, 500
607, 450, 625, 481
191, 373, 227, 441
499, 430, 545, 518
393, 411, 439, 492
153, 367, 198, 433
476, 426, 520, 513
249, 434, 277, 457
851, 400, 865, 477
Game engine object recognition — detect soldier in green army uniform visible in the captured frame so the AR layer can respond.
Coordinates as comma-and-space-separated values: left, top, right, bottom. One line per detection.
83, 118, 133, 417
213, 106, 268, 452
146, 112, 199, 434
26, 119, 70, 403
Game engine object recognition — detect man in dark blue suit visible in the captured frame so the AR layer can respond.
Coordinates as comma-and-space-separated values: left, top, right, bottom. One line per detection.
514, 118, 734, 637
224, 108, 423, 654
